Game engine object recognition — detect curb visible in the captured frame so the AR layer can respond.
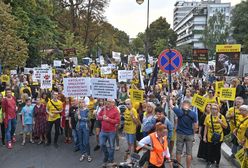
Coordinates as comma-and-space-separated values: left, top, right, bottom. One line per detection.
221, 142, 240, 168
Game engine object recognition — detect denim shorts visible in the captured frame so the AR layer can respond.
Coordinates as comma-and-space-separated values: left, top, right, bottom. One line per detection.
24, 124, 33, 133
126, 133, 136, 144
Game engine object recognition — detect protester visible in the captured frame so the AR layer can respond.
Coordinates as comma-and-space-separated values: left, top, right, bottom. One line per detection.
141, 102, 156, 137
69, 99, 79, 152
0, 93, 5, 145
64, 98, 72, 144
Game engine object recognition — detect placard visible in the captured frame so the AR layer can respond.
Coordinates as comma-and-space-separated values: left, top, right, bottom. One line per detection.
0, 75, 10, 83
108, 64, 116, 69
192, 49, 208, 63
91, 78, 117, 99
145, 68, 153, 75
220, 88, 236, 101
118, 70, 133, 81
24, 68, 33, 74
10, 70, 17, 75
32, 68, 52, 82
53, 60, 61, 67
63, 77, 91, 97
40, 70, 53, 89
101, 66, 112, 75
235, 148, 244, 165
130, 89, 144, 103
215, 81, 225, 93
192, 94, 208, 112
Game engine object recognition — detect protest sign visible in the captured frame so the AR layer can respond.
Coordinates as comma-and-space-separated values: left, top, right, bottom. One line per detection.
215, 81, 224, 93
101, 66, 112, 75
192, 49, 208, 63
145, 68, 153, 75
40, 70, 53, 89
63, 78, 91, 97
118, 70, 133, 81
130, 89, 144, 103
33, 68, 51, 82
24, 68, 32, 74
220, 88, 236, 101
192, 94, 208, 112
10, 70, 17, 75
235, 148, 244, 165
53, 60, 62, 67
91, 78, 117, 99
108, 64, 116, 69
0, 75, 10, 83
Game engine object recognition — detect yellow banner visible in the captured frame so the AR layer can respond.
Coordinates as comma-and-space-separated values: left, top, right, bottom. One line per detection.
235, 148, 244, 165
215, 81, 224, 93
220, 88, 236, 101
216, 44, 241, 53
192, 94, 208, 112
130, 89, 144, 103
1, 75, 10, 83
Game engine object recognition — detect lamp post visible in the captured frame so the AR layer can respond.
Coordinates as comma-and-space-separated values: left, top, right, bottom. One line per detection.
136, 0, 150, 69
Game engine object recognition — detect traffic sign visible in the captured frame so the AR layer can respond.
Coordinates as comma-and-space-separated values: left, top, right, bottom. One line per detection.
158, 49, 183, 73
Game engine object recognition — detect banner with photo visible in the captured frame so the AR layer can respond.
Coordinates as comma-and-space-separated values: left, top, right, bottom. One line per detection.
215, 44, 241, 76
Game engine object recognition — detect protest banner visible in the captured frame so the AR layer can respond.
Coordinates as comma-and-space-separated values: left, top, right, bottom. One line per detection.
0, 75, 10, 83
91, 78, 117, 99
100, 66, 112, 75
192, 49, 208, 63
63, 48, 76, 57
108, 64, 116, 69
192, 94, 208, 112
32, 68, 52, 82
130, 89, 144, 103
40, 70, 53, 89
235, 148, 244, 165
220, 88, 236, 101
10, 70, 17, 75
63, 77, 91, 97
215, 81, 224, 93
118, 70, 133, 81
53, 60, 62, 67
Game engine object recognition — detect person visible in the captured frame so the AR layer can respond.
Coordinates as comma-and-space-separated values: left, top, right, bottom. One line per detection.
118, 86, 128, 105
2, 88, 17, 149
169, 99, 198, 168
203, 103, 228, 168
197, 103, 211, 161
69, 99, 79, 152
46, 91, 63, 148
77, 100, 92, 162
0, 93, 5, 145
64, 98, 72, 144
137, 123, 172, 168
234, 105, 248, 168
33, 98, 47, 144
88, 96, 96, 136
242, 76, 248, 105
98, 98, 120, 165
21, 98, 35, 145
226, 97, 244, 156
123, 99, 140, 153
141, 102, 156, 137
20, 81, 32, 97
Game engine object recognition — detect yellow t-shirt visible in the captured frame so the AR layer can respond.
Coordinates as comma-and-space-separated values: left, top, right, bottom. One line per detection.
236, 116, 248, 149
88, 99, 96, 119
47, 100, 63, 122
227, 107, 243, 132
204, 114, 227, 142
124, 108, 138, 134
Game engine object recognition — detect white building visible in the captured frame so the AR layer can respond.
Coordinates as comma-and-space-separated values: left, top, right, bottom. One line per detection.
173, 0, 231, 49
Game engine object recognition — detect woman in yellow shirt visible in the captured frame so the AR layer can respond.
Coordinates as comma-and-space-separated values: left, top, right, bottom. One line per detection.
203, 103, 228, 168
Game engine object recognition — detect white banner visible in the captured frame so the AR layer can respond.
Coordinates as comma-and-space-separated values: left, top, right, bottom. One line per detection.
32, 68, 52, 82
91, 78, 117, 99
112, 51, 121, 60
108, 64, 116, 69
53, 60, 62, 67
63, 77, 91, 97
40, 70, 53, 89
118, 70, 133, 81
101, 66, 112, 75
10, 70, 17, 75
24, 68, 32, 74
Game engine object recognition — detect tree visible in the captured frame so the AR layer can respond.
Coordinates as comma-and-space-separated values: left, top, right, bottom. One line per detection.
232, 0, 248, 53
130, 33, 145, 54
0, 2, 28, 68
201, 12, 230, 60
176, 44, 193, 62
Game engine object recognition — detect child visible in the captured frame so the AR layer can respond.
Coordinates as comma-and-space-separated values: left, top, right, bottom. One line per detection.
21, 98, 35, 145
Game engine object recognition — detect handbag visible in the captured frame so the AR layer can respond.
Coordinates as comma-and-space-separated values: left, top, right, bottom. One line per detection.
210, 115, 221, 144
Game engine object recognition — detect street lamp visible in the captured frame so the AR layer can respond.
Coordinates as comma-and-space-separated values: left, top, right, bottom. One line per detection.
136, 0, 150, 69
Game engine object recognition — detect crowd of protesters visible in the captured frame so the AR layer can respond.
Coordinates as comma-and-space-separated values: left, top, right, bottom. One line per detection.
0, 62, 247, 168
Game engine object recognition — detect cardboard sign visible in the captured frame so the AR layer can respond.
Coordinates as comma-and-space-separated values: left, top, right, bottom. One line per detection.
192, 49, 208, 63
91, 78, 117, 99
24, 68, 33, 74
145, 68, 153, 75
108, 64, 116, 69
118, 70, 133, 81
192, 94, 208, 112
53, 60, 62, 67
215, 81, 224, 93
63, 78, 91, 97
40, 70, 53, 89
33, 68, 51, 82
101, 66, 112, 75
235, 148, 244, 165
10, 70, 17, 75
220, 88, 236, 101
0, 75, 10, 83
130, 89, 144, 103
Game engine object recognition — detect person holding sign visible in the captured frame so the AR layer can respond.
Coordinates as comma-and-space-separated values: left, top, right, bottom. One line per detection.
46, 91, 63, 148
203, 104, 228, 168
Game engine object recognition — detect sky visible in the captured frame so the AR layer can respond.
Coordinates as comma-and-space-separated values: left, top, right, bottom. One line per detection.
105, 0, 242, 38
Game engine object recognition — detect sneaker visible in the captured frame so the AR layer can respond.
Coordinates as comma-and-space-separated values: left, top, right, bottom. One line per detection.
12, 136, 16, 143
94, 145, 100, 151
21, 141, 25, 146
7, 141, 12, 149
30, 140, 35, 144
115, 146, 120, 151
79, 154, 86, 162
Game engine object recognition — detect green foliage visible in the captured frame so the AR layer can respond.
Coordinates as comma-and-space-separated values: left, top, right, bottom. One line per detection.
232, 0, 248, 53
0, 2, 28, 68
175, 44, 193, 61
201, 12, 230, 60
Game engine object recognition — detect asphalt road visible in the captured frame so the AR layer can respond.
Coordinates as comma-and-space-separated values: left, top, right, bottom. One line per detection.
0, 120, 236, 168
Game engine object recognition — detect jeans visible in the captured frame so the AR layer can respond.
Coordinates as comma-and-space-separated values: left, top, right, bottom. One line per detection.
47, 118, 60, 144
5, 118, 17, 142
100, 131, 116, 162
72, 129, 79, 150
78, 124, 90, 155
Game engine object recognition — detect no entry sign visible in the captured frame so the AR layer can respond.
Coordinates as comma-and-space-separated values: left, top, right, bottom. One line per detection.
158, 49, 183, 73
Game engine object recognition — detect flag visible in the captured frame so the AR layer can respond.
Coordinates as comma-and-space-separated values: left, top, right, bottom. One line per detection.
149, 61, 158, 87
138, 63, 145, 89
